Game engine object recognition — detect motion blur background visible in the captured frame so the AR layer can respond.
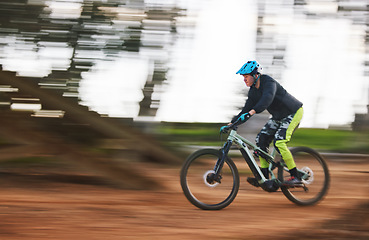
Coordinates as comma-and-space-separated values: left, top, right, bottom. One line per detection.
0, 2, 368, 239
0, 0, 369, 169
0, 0, 368, 129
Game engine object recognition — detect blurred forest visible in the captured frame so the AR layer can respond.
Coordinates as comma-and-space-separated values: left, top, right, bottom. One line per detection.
0, 0, 187, 189
0, 0, 185, 116
0, 0, 368, 190
0, 3, 368, 240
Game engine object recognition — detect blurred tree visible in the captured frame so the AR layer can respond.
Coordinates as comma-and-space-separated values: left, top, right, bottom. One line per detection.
0, 0, 186, 116
0, 0, 186, 188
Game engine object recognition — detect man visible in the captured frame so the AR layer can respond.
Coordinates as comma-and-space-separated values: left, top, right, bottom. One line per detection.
223, 60, 304, 186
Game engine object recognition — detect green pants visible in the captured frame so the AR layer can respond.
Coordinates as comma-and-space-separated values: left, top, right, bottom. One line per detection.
256, 107, 303, 169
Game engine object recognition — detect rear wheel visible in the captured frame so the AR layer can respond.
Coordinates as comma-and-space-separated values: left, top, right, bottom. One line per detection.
278, 147, 330, 206
180, 149, 239, 210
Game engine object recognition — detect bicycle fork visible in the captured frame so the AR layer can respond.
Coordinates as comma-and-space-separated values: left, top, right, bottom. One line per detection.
212, 140, 233, 183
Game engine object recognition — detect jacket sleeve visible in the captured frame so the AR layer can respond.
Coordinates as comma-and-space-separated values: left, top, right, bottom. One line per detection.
231, 96, 255, 123
253, 79, 277, 113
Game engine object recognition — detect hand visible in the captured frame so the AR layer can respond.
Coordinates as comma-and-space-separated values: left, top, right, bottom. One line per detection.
238, 112, 251, 123
220, 125, 230, 134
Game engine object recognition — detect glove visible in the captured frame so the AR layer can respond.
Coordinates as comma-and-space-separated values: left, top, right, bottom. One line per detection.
237, 112, 251, 123
220, 125, 230, 134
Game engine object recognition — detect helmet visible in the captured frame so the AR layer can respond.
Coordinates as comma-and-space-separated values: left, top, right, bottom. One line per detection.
236, 61, 261, 75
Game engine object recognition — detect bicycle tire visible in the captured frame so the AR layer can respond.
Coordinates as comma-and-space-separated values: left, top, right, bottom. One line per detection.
278, 147, 330, 206
180, 148, 239, 210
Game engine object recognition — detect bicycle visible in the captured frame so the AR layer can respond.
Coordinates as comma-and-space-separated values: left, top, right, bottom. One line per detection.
180, 119, 330, 210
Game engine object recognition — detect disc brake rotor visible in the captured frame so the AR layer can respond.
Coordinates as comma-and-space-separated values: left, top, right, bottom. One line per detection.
203, 170, 219, 188
300, 166, 314, 184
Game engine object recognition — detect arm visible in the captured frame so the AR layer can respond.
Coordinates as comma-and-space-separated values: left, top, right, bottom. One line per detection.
231, 97, 255, 123
232, 78, 276, 122
253, 79, 277, 113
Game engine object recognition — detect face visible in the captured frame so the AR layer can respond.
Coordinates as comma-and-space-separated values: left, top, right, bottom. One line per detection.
242, 74, 255, 87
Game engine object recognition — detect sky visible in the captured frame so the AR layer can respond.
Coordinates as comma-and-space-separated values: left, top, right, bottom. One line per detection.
0, 0, 368, 128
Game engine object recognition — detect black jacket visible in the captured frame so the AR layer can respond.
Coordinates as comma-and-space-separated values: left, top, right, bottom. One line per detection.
232, 74, 303, 122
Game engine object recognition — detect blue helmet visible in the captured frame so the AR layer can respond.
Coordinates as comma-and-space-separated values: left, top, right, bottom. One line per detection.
236, 61, 261, 75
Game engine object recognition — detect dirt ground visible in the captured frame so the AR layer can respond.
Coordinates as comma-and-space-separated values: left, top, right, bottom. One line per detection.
0, 157, 368, 240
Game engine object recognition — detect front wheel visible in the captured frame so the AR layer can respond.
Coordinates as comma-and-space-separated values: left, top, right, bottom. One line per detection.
180, 149, 239, 210
278, 147, 330, 206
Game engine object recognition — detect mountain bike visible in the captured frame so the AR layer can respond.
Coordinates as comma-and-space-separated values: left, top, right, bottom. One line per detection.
180, 120, 330, 210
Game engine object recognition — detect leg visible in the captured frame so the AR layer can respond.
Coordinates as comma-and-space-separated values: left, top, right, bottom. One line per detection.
247, 119, 279, 187
274, 108, 303, 170
274, 108, 304, 184
256, 118, 279, 169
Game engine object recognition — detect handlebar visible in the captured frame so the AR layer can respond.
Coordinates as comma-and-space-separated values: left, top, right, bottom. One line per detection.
228, 121, 239, 131
220, 113, 252, 134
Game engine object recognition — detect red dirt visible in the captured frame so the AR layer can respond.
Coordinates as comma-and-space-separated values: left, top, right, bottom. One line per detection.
0, 158, 368, 240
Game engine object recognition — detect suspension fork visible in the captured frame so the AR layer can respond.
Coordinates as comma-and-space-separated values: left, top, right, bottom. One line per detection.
213, 140, 232, 180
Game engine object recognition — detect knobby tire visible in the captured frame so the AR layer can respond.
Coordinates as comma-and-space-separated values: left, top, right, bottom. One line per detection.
180, 149, 239, 210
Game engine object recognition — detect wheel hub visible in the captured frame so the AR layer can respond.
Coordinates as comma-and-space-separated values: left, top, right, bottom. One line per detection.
203, 170, 220, 187
300, 166, 314, 184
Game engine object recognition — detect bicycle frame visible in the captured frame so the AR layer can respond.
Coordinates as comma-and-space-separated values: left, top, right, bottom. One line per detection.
218, 129, 282, 186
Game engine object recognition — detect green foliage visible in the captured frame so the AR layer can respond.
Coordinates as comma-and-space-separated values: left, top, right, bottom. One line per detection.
155, 123, 222, 142
290, 128, 369, 153
156, 123, 369, 154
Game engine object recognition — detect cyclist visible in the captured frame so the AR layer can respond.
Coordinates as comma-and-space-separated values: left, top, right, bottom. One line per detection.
221, 60, 303, 186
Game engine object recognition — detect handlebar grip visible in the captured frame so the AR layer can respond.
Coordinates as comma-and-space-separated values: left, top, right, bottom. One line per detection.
228, 121, 239, 130
230, 113, 252, 129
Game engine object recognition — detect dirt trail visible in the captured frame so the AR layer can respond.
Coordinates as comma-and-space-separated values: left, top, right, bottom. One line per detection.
0, 158, 368, 240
